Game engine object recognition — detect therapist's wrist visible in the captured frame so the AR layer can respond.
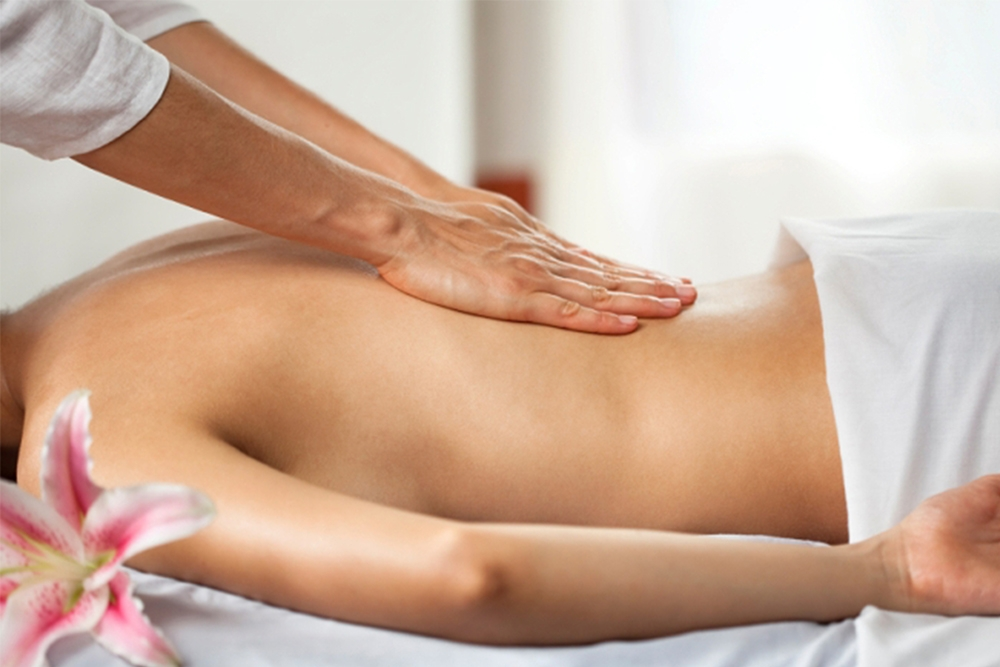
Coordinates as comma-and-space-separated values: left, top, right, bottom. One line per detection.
312, 171, 421, 267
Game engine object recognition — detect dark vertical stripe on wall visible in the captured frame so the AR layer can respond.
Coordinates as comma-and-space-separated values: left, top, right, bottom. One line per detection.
475, 172, 535, 215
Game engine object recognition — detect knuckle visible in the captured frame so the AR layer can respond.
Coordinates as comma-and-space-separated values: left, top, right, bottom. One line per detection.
558, 299, 583, 318
653, 281, 677, 297
495, 271, 527, 296
602, 272, 622, 291
590, 285, 612, 304
496, 195, 522, 216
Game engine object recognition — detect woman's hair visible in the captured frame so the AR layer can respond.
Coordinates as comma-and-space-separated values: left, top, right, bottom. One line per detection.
1, 307, 23, 481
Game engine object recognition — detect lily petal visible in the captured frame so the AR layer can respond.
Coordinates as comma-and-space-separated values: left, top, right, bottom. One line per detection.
0, 532, 30, 573
1, 545, 28, 617
92, 571, 181, 667
0, 579, 109, 667
40, 391, 103, 531
1, 480, 85, 565
1, 492, 31, 609
1, 576, 24, 618
81, 484, 214, 590
2, 481, 85, 621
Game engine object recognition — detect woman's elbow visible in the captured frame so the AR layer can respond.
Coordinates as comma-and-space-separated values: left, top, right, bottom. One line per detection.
426, 525, 523, 644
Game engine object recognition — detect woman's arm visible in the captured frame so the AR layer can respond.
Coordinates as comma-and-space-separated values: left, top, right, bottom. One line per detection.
470, 476, 1000, 643
145, 21, 462, 200
451, 525, 892, 643
19, 406, 996, 646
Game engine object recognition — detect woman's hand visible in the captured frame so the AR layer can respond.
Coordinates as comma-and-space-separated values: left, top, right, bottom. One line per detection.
375, 185, 697, 335
880, 474, 1000, 616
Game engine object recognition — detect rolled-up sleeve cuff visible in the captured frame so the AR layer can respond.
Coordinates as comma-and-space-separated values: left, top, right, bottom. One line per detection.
0, 0, 172, 160
85, 0, 205, 41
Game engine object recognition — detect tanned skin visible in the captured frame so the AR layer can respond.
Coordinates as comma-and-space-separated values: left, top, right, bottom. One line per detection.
3, 222, 999, 644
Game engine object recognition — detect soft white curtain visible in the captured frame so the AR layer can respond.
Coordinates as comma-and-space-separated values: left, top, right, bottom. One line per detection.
537, 0, 1000, 282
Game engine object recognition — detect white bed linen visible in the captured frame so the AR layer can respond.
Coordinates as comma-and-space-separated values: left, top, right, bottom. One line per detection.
50, 566, 856, 667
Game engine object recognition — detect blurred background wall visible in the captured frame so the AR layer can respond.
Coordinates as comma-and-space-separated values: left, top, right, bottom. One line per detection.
3, 0, 999, 310
476, 0, 1000, 283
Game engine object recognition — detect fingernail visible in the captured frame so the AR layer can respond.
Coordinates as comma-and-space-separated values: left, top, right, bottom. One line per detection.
660, 297, 682, 309
618, 315, 638, 326
676, 285, 696, 301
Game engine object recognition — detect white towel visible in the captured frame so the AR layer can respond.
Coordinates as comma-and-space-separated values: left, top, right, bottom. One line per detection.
772, 209, 1000, 667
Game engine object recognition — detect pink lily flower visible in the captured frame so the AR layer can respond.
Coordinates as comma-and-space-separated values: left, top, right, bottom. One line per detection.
1, 391, 215, 667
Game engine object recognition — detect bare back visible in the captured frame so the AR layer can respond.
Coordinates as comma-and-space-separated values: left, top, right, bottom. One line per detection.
13, 221, 845, 545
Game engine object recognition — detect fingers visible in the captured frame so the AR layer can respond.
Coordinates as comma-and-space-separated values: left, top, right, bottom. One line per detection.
522, 293, 641, 335
546, 278, 683, 319
517, 283, 683, 335
500, 246, 693, 332
547, 260, 697, 305
538, 232, 698, 305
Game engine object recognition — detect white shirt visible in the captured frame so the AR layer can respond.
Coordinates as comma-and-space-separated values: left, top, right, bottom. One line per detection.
0, 0, 201, 159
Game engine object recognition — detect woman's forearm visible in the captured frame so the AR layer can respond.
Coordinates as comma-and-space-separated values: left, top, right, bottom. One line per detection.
147, 22, 448, 197
451, 524, 900, 645
74, 66, 410, 265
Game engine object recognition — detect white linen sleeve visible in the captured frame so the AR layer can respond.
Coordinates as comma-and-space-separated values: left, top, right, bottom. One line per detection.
0, 0, 171, 159
85, 0, 203, 41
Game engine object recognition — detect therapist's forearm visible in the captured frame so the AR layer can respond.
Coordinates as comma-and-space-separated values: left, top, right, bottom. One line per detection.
74, 66, 408, 265
147, 22, 450, 197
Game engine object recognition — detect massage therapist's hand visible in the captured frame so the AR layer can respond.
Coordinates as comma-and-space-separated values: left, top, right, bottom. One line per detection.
875, 474, 1000, 616
374, 185, 697, 334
